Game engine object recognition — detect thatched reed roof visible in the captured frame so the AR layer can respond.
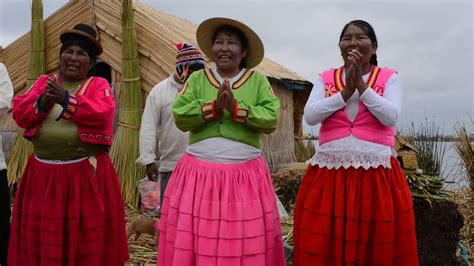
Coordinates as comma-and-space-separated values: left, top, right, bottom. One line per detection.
0, 0, 313, 95
0, 0, 314, 172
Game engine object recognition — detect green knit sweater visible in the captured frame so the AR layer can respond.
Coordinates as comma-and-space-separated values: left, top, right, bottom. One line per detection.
172, 68, 280, 149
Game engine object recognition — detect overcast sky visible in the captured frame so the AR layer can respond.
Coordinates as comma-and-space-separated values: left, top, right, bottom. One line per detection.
0, 0, 472, 135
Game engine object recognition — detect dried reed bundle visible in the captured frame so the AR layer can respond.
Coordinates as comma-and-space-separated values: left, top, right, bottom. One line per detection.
406, 171, 448, 203
454, 122, 473, 255
7, 0, 45, 185
110, 0, 145, 207
455, 123, 474, 188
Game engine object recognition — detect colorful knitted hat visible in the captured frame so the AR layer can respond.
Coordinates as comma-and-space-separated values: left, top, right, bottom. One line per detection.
174, 43, 205, 82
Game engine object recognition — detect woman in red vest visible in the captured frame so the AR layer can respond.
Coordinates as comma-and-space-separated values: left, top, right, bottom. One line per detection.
8, 24, 128, 265
293, 20, 419, 265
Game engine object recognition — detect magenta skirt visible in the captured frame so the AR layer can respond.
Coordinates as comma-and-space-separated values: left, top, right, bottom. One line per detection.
158, 153, 285, 266
8, 152, 129, 266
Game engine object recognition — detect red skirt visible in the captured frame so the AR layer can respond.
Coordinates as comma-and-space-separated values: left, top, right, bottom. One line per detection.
8, 152, 129, 266
293, 157, 419, 266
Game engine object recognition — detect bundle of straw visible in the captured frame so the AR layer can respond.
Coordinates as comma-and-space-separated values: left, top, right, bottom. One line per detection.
110, 0, 145, 207
405, 171, 449, 203
454, 122, 474, 253
272, 162, 307, 211
455, 123, 474, 189
7, 0, 45, 185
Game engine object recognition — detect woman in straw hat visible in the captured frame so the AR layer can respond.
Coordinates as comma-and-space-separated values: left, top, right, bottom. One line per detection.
157, 17, 286, 265
8, 24, 128, 265
293, 20, 419, 265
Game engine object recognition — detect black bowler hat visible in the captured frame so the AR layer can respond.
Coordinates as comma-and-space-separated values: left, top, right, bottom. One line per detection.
60, 24, 103, 56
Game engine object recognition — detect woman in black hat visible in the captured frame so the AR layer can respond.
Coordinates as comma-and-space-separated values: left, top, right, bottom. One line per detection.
8, 24, 128, 265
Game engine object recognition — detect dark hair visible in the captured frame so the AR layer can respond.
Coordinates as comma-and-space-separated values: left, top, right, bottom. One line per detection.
212, 25, 248, 68
59, 39, 97, 77
339, 20, 378, 66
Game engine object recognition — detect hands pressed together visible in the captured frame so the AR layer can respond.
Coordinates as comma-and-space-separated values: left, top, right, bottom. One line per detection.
40, 77, 68, 111
214, 79, 236, 116
341, 49, 369, 102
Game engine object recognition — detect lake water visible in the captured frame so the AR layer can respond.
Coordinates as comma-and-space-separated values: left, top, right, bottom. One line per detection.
442, 142, 470, 190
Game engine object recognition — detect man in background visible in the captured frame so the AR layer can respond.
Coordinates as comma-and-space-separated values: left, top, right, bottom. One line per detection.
136, 43, 205, 212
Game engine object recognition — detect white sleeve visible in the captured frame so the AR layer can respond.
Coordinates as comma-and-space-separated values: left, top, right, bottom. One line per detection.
359, 73, 402, 126
0, 63, 13, 118
136, 87, 160, 165
304, 76, 346, 126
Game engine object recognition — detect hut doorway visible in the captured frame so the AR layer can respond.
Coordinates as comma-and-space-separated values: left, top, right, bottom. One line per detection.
95, 61, 111, 84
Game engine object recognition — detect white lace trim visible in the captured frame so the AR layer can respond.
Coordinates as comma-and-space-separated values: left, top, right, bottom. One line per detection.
309, 151, 392, 170
34, 155, 88, 164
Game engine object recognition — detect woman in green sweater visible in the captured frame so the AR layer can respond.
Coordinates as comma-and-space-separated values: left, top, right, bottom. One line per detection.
157, 17, 285, 266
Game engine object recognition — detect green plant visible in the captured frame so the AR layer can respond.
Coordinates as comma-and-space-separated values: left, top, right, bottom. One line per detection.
407, 116, 448, 176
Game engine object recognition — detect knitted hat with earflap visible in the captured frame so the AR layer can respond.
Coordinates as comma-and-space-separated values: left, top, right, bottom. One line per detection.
174, 43, 205, 83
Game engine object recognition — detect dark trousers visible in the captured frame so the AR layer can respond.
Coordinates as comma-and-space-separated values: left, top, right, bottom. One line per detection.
0, 169, 10, 265
159, 171, 172, 210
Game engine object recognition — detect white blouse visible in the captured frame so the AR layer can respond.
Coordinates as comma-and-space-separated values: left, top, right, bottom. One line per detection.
305, 68, 403, 169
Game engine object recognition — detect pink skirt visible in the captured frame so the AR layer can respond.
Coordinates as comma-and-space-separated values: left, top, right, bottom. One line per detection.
8, 152, 129, 266
158, 153, 285, 266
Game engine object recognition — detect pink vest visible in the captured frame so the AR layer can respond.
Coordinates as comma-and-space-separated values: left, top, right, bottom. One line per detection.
319, 66, 396, 147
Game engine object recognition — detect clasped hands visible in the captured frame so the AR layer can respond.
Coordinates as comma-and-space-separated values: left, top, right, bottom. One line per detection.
40, 77, 68, 111
341, 49, 369, 101
214, 79, 236, 116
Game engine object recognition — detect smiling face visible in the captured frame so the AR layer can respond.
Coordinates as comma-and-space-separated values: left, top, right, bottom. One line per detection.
339, 24, 377, 68
60, 44, 92, 82
211, 29, 248, 77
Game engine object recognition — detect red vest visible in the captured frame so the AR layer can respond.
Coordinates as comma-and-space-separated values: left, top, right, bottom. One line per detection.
319, 66, 396, 147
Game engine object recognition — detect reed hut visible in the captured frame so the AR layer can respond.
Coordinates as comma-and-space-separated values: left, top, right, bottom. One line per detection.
0, 0, 313, 173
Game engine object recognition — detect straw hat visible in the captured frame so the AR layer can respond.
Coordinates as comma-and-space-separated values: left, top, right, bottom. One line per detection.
60, 24, 103, 56
196, 17, 264, 69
